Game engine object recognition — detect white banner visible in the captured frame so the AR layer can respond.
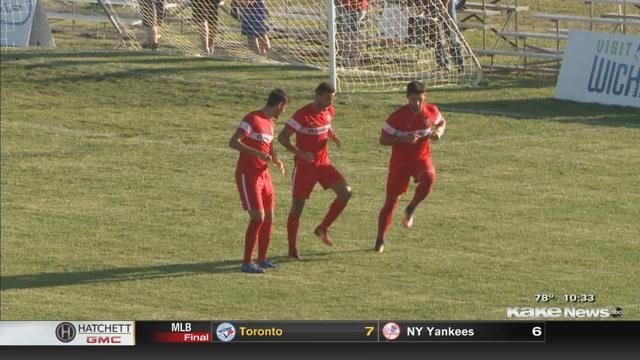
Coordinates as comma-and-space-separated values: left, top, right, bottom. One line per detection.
556, 30, 640, 108
0, 321, 135, 346
1, 0, 36, 46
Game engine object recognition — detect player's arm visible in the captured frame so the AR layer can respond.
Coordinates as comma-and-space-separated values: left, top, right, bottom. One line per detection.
229, 128, 272, 161
429, 115, 447, 141
277, 125, 314, 162
379, 121, 420, 146
270, 144, 285, 174
328, 127, 341, 149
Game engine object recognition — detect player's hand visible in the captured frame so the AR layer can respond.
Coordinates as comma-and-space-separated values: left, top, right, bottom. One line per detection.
273, 157, 285, 175
402, 133, 420, 144
297, 150, 314, 162
256, 151, 273, 162
331, 134, 341, 149
430, 131, 442, 141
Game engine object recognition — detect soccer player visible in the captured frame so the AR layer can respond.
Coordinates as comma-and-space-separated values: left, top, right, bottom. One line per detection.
375, 80, 446, 253
229, 89, 288, 273
278, 82, 352, 260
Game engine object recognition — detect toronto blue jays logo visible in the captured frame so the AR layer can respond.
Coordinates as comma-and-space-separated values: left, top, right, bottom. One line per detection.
216, 322, 237, 342
0, 0, 34, 26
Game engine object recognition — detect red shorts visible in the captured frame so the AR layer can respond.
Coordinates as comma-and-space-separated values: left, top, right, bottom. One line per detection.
386, 157, 436, 197
291, 162, 345, 200
236, 168, 274, 211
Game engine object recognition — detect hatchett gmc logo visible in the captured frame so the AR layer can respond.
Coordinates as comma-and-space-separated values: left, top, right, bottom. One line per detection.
507, 307, 622, 318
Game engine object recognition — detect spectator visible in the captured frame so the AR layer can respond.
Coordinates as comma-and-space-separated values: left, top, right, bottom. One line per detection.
433, 0, 465, 72
335, 0, 369, 65
139, 0, 166, 50
192, 0, 222, 55
234, 0, 271, 55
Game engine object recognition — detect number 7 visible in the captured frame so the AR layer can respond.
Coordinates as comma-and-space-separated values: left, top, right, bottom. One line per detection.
365, 326, 375, 336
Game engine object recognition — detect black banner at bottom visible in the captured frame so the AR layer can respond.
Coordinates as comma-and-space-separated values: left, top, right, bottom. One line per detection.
136, 321, 546, 343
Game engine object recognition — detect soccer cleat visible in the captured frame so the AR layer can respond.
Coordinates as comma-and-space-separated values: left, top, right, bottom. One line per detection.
374, 239, 385, 253
259, 260, 278, 269
402, 206, 415, 228
314, 227, 334, 246
288, 251, 304, 260
142, 42, 159, 51
241, 263, 265, 274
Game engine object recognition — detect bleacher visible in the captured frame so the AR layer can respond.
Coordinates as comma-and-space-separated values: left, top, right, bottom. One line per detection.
459, 0, 640, 73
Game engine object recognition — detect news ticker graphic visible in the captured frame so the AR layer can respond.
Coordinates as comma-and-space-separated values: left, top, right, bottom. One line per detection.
135, 321, 545, 343
0, 321, 135, 346
1, 321, 638, 345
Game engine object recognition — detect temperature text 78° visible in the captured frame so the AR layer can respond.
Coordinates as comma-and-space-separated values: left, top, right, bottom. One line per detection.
535, 294, 555, 302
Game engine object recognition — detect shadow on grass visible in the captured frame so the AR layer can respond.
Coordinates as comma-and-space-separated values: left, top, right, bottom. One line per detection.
0, 50, 153, 61
1, 261, 239, 291
34, 63, 323, 84
0, 249, 372, 290
440, 98, 640, 128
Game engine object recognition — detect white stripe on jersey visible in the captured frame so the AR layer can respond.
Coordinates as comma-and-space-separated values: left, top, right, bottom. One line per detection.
241, 173, 252, 210
287, 119, 332, 135
239, 121, 252, 133
434, 113, 444, 125
247, 132, 274, 143
239, 121, 273, 143
383, 122, 432, 138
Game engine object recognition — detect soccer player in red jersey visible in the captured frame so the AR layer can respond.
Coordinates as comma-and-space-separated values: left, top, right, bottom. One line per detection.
278, 82, 352, 259
375, 81, 447, 253
229, 89, 288, 273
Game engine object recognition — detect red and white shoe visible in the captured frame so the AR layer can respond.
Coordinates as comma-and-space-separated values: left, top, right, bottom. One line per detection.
314, 227, 334, 246
402, 211, 414, 228
288, 251, 304, 260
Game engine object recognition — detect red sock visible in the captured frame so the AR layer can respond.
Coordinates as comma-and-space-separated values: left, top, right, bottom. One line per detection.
257, 221, 272, 263
287, 214, 300, 254
409, 172, 435, 208
318, 199, 348, 231
377, 198, 399, 241
244, 219, 263, 264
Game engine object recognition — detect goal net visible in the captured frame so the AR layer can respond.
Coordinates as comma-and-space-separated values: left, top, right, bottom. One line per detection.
57, 0, 484, 92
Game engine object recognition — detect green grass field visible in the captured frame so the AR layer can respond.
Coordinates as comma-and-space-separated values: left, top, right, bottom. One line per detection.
1, 45, 639, 320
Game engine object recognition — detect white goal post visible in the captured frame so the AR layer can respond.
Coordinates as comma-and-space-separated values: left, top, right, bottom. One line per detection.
38, 0, 483, 92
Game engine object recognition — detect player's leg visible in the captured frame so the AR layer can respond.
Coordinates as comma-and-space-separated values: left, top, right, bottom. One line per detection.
287, 198, 305, 259
236, 170, 266, 273
315, 165, 351, 246
403, 159, 437, 228
257, 172, 277, 269
376, 195, 400, 253
243, 209, 265, 273
375, 167, 410, 252
287, 164, 316, 259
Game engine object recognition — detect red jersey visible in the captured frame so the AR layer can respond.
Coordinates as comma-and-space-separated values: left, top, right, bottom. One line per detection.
236, 110, 275, 172
382, 103, 445, 166
286, 103, 335, 166
339, 0, 368, 11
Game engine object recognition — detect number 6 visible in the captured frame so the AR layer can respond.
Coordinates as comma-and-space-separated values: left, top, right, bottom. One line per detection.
532, 326, 542, 337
